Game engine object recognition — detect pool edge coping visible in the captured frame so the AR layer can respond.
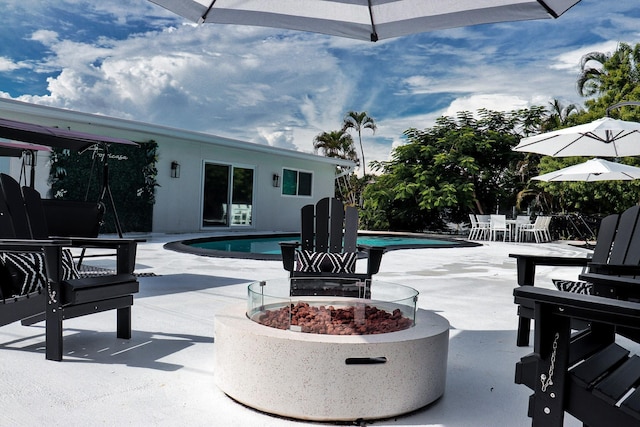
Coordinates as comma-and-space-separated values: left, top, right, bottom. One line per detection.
163, 232, 481, 261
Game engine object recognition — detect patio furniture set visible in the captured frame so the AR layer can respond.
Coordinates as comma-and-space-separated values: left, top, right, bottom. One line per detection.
511, 205, 640, 426
2, 173, 640, 425
468, 213, 552, 242
0, 173, 139, 361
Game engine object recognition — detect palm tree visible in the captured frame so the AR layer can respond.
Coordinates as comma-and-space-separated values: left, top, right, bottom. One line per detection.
313, 130, 357, 162
313, 130, 359, 205
576, 51, 610, 97
342, 111, 376, 177
542, 99, 580, 131
575, 43, 640, 119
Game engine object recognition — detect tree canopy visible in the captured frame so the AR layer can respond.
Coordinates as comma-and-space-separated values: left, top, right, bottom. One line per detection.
361, 109, 535, 231
317, 42, 640, 233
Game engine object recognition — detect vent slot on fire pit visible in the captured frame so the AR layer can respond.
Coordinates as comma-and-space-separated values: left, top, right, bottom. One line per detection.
345, 357, 387, 365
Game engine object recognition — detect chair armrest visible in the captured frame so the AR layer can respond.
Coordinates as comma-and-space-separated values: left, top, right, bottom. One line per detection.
509, 253, 590, 286
584, 262, 640, 276
578, 271, 640, 301
66, 237, 137, 275
0, 238, 72, 250
513, 286, 640, 328
357, 245, 385, 276
54, 236, 135, 247
279, 241, 300, 272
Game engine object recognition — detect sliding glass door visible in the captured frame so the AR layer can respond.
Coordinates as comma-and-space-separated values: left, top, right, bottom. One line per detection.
202, 163, 254, 227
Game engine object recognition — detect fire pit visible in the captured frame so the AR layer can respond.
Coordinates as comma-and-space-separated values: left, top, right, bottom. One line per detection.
249, 278, 417, 335
214, 277, 449, 422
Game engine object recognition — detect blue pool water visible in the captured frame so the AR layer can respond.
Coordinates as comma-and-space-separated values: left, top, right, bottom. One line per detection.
190, 235, 458, 254
164, 233, 478, 260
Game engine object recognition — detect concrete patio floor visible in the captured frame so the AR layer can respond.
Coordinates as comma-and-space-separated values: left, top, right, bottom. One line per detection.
0, 234, 587, 426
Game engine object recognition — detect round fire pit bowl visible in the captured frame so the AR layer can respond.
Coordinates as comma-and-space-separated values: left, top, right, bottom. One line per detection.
214, 278, 449, 422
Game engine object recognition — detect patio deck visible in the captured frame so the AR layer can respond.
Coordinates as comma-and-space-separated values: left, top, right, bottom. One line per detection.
0, 234, 586, 426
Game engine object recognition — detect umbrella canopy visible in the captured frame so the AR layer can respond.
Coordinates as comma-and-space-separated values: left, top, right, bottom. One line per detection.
514, 117, 640, 157
0, 117, 137, 151
0, 140, 52, 157
148, 0, 582, 42
0, 140, 54, 187
532, 158, 640, 182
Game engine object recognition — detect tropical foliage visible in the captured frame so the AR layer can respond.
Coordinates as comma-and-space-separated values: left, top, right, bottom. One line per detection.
325, 42, 640, 232
313, 130, 357, 161
313, 129, 360, 205
360, 109, 533, 231
313, 113, 378, 207
342, 111, 376, 177
524, 42, 640, 217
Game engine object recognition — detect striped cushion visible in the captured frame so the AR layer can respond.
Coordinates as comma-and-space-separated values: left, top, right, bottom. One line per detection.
0, 249, 79, 296
552, 279, 593, 295
295, 250, 357, 274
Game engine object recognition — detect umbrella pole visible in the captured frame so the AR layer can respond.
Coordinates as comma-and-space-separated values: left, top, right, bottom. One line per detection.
29, 150, 36, 188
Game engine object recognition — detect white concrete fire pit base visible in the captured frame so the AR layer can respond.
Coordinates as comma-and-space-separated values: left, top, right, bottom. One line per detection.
214, 303, 450, 422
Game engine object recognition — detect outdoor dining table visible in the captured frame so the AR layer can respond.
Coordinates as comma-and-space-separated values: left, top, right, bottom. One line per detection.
506, 218, 532, 242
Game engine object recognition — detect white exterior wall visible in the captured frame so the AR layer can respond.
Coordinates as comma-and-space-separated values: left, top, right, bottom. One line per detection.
0, 98, 353, 234
153, 134, 338, 233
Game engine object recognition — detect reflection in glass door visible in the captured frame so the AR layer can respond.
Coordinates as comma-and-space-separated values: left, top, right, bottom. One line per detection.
202, 163, 254, 227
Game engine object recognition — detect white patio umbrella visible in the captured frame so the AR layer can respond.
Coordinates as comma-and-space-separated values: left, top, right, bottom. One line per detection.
532, 158, 640, 182
148, 0, 582, 42
514, 117, 640, 157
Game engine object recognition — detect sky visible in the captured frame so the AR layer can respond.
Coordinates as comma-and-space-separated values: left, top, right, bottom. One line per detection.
1, 0, 639, 172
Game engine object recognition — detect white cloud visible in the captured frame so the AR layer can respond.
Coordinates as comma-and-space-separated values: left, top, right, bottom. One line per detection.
551, 40, 621, 71
256, 127, 298, 150
444, 94, 530, 116
29, 29, 59, 45
15, 24, 358, 155
0, 57, 22, 72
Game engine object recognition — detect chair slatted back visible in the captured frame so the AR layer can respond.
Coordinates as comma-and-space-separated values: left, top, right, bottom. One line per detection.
343, 206, 358, 252
300, 204, 315, 251
301, 197, 355, 254
620, 206, 640, 266
590, 213, 620, 264
315, 198, 331, 251
608, 206, 640, 264
0, 173, 31, 239
21, 186, 49, 240
328, 198, 344, 252
0, 194, 16, 238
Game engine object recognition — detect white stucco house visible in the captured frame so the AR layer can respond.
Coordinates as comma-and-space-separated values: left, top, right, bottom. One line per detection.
0, 98, 354, 234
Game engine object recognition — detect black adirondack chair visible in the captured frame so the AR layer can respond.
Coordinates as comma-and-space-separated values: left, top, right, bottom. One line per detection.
514, 286, 640, 427
0, 173, 138, 361
280, 197, 385, 296
577, 213, 640, 303
509, 206, 640, 346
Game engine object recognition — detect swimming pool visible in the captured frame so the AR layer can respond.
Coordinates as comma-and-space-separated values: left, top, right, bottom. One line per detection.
164, 233, 479, 260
